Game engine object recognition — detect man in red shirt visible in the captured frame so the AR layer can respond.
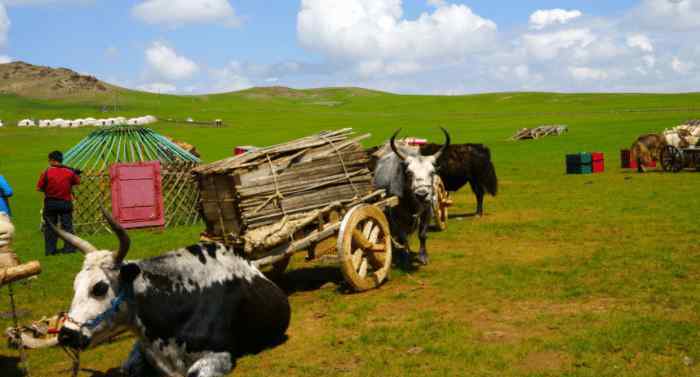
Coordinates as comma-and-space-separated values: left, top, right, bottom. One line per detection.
37, 151, 81, 256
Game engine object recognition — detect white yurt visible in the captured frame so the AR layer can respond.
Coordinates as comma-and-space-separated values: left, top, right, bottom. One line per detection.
83, 118, 96, 126
18, 119, 36, 127
58, 119, 71, 128
39, 120, 51, 128
127, 118, 140, 126
143, 115, 158, 124
115, 117, 127, 125
72, 119, 85, 128
0, 121, 4, 128
95, 119, 107, 127
49, 119, 63, 128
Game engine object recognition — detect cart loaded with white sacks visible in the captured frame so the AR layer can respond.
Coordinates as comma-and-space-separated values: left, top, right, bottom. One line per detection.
660, 144, 700, 172
193, 129, 397, 292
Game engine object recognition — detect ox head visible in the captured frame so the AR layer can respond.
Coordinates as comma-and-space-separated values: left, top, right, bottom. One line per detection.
390, 128, 450, 204
51, 210, 137, 350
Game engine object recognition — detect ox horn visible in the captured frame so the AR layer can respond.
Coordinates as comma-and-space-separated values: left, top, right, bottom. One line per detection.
44, 218, 97, 255
390, 129, 408, 161
433, 127, 451, 160
100, 208, 130, 265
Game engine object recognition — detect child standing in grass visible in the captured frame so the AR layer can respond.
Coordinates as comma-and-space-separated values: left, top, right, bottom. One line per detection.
0, 173, 12, 217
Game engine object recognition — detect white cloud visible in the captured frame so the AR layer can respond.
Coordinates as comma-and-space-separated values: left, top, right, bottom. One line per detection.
209, 61, 254, 92
133, 0, 240, 28
671, 56, 695, 74
626, 34, 654, 52
522, 29, 597, 60
569, 66, 609, 80
297, 0, 497, 77
529, 9, 582, 30
643, 55, 656, 68
634, 0, 700, 30
145, 42, 199, 81
137, 82, 177, 93
0, 55, 12, 64
0, 4, 9, 48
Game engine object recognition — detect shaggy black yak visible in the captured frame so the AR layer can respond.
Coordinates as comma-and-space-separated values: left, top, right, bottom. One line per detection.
420, 143, 498, 217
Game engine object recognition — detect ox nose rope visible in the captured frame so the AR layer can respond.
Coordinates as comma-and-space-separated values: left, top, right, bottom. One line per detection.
61, 285, 132, 377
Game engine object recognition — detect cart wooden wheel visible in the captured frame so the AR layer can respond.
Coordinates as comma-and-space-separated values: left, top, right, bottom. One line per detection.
661, 145, 683, 173
337, 204, 392, 292
432, 176, 449, 231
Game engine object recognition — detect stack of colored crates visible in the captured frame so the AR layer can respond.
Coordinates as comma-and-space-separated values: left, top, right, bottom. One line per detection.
591, 152, 605, 173
566, 153, 592, 174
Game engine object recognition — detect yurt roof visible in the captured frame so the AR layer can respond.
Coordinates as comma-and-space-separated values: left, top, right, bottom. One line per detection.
63, 125, 200, 172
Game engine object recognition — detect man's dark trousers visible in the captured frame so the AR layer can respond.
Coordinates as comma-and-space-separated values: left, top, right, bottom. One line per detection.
43, 198, 75, 255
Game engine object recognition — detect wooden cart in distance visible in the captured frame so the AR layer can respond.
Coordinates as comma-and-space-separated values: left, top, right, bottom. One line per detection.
661, 145, 700, 172
193, 129, 397, 292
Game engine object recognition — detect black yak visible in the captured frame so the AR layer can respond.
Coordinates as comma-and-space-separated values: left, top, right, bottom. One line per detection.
419, 143, 498, 217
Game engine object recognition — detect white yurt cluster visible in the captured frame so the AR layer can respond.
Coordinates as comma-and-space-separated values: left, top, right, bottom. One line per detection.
17, 115, 158, 128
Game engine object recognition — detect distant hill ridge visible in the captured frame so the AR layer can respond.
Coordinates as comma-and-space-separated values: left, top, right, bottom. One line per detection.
0, 61, 113, 99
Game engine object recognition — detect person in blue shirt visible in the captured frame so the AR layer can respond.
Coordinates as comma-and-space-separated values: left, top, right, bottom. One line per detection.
0, 174, 12, 217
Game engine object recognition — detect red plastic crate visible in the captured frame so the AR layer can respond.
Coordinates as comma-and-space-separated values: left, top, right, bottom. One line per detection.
621, 149, 656, 169
630, 159, 656, 169
591, 152, 604, 173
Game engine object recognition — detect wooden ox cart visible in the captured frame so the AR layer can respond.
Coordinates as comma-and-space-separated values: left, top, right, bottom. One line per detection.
660, 145, 700, 172
193, 129, 397, 292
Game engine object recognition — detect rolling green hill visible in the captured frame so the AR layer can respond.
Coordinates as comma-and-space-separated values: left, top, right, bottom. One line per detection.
1, 80, 700, 376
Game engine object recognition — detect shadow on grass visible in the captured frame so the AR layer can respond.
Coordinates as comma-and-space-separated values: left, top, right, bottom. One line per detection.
448, 212, 479, 219
276, 266, 345, 294
85, 368, 125, 377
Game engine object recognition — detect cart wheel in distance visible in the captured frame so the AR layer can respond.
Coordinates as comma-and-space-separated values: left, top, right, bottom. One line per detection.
337, 204, 392, 292
432, 176, 449, 231
661, 145, 683, 173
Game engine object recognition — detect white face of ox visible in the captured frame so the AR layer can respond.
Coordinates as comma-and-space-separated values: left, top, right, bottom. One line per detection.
403, 155, 438, 203
60, 251, 128, 349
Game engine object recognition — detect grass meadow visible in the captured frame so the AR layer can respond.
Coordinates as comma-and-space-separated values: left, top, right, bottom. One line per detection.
0, 88, 699, 376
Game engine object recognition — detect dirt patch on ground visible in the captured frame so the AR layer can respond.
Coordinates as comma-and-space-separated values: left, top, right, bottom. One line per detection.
519, 351, 573, 373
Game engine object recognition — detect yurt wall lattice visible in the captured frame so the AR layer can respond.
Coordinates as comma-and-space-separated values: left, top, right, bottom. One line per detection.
63, 125, 201, 234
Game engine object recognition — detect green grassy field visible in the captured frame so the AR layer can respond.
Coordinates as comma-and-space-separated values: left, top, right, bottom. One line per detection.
1, 88, 699, 376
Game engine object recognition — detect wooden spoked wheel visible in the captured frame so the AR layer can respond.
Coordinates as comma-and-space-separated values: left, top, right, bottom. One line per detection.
337, 204, 392, 292
432, 176, 449, 231
661, 145, 684, 173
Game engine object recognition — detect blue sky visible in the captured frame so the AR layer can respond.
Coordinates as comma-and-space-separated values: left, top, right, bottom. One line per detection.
1, 0, 698, 94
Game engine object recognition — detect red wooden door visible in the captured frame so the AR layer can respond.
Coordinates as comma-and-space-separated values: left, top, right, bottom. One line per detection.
110, 161, 165, 229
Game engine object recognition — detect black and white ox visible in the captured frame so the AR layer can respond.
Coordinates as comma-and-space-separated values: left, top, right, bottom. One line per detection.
54, 213, 290, 377
373, 128, 450, 266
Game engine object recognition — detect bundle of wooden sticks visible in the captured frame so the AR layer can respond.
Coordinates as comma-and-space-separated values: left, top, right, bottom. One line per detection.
194, 129, 375, 238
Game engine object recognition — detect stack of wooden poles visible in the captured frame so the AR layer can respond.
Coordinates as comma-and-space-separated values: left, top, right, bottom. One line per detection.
194, 129, 375, 237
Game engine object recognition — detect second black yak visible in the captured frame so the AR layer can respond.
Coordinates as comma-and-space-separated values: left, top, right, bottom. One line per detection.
420, 143, 498, 217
